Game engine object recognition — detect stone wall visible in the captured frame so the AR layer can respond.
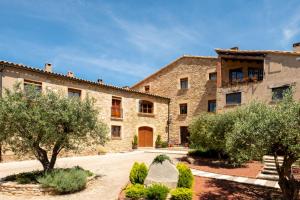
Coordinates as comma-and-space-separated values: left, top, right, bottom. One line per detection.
216, 53, 300, 111
0, 65, 169, 160
132, 56, 218, 144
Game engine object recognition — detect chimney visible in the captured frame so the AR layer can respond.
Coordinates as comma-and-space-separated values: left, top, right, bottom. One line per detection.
293, 42, 300, 52
44, 63, 52, 73
67, 71, 74, 78
97, 79, 103, 84
230, 47, 239, 50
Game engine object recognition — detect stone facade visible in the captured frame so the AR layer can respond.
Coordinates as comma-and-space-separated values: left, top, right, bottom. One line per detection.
131, 56, 218, 144
215, 50, 300, 112
0, 62, 169, 158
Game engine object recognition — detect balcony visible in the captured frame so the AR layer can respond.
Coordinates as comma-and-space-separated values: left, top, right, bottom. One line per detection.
111, 107, 123, 120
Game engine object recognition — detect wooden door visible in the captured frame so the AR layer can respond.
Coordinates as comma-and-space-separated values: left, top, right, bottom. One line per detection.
180, 126, 190, 145
112, 98, 122, 118
138, 127, 153, 147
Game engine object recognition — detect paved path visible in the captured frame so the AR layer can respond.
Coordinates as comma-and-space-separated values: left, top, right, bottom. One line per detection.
0, 151, 183, 200
191, 169, 279, 188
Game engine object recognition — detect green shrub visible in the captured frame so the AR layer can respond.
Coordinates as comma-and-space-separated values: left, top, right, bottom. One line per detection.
187, 149, 228, 159
132, 135, 138, 149
177, 163, 193, 188
152, 154, 171, 164
155, 135, 162, 148
129, 162, 148, 184
146, 184, 170, 200
38, 167, 92, 194
2, 171, 44, 184
125, 184, 146, 199
161, 141, 168, 148
171, 188, 193, 200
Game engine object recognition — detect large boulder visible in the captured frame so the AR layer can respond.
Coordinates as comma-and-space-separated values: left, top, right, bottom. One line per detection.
144, 160, 179, 188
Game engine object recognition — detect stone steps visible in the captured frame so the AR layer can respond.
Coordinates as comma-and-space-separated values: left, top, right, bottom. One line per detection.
257, 173, 279, 181
257, 155, 281, 181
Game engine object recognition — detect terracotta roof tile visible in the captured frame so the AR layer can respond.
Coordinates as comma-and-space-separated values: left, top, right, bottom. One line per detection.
0, 60, 169, 100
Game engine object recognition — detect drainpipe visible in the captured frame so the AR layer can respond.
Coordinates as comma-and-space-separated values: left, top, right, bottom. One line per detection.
167, 100, 170, 145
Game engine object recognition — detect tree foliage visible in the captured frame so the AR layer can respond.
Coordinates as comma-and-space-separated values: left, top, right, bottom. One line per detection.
0, 84, 108, 171
189, 90, 300, 199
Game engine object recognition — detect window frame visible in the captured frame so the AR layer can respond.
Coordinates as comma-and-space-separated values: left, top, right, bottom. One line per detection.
139, 100, 154, 114
248, 67, 264, 81
24, 79, 42, 93
226, 92, 242, 105
229, 68, 243, 83
208, 100, 216, 112
144, 85, 150, 92
180, 78, 189, 89
179, 103, 188, 115
111, 125, 121, 139
68, 88, 81, 98
111, 97, 122, 118
272, 86, 290, 101
209, 72, 217, 81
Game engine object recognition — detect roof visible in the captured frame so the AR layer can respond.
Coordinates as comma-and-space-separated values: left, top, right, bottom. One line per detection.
0, 60, 169, 100
131, 55, 217, 88
215, 48, 300, 56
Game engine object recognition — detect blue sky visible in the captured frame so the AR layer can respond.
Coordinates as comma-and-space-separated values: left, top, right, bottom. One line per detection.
0, 0, 299, 86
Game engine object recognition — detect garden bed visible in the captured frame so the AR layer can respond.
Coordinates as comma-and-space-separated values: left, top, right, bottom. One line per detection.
193, 176, 281, 200
182, 157, 263, 178
0, 166, 98, 196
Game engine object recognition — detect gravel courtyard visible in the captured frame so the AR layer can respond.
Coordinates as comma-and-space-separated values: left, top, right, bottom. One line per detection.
0, 151, 183, 200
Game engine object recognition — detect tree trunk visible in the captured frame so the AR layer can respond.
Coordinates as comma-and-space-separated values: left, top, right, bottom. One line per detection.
0, 143, 2, 162
274, 154, 299, 200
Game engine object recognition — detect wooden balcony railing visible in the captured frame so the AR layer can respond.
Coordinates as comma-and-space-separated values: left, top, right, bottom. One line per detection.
111, 107, 123, 119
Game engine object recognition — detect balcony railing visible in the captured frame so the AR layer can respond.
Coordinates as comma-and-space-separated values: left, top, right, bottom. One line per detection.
223, 76, 263, 87
111, 107, 123, 119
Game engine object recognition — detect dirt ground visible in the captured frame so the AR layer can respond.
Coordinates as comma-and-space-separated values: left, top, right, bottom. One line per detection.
193, 176, 282, 200
184, 158, 263, 178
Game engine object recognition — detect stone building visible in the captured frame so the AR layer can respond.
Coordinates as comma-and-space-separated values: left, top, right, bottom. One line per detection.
0, 61, 170, 154
1, 43, 300, 154
131, 56, 218, 145
215, 43, 300, 111
132, 43, 300, 145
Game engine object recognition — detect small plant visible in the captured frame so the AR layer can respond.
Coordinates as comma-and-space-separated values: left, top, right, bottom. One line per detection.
146, 184, 170, 200
155, 135, 162, 148
37, 167, 93, 194
132, 135, 138, 149
177, 163, 193, 188
125, 184, 146, 199
170, 188, 193, 200
161, 141, 168, 148
152, 154, 172, 164
129, 162, 148, 184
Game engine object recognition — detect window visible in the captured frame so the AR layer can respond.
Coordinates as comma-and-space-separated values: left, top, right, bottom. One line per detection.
180, 78, 188, 89
68, 88, 81, 98
139, 100, 153, 114
209, 72, 217, 81
226, 92, 241, 105
24, 80, 42, 93
144, 85, 150, 92
248, 68, 263, 81
111, 125, 121, 138
112, 97, 122, 118
229, 68, 243, 83
208, 100, 216, 112
272, 86, 290, 101
179, 103, 188, 115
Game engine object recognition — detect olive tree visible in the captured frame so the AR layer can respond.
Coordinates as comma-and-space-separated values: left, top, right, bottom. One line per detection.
227, 92, 300, 200
0, 85, 108, 171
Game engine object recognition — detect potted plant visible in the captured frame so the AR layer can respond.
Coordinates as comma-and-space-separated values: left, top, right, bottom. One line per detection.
132, 135, 138, 149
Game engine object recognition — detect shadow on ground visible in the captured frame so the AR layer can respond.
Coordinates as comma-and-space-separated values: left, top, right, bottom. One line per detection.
193, 177, 282, 200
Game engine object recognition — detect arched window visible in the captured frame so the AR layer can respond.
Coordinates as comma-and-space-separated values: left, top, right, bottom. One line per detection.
139, 100, 153, 114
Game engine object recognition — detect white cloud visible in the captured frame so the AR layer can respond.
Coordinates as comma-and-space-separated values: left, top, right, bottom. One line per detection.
281, 9, 300, 44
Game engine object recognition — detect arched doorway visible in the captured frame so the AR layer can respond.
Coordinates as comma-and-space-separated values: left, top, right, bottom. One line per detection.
138, 126, 153, 147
